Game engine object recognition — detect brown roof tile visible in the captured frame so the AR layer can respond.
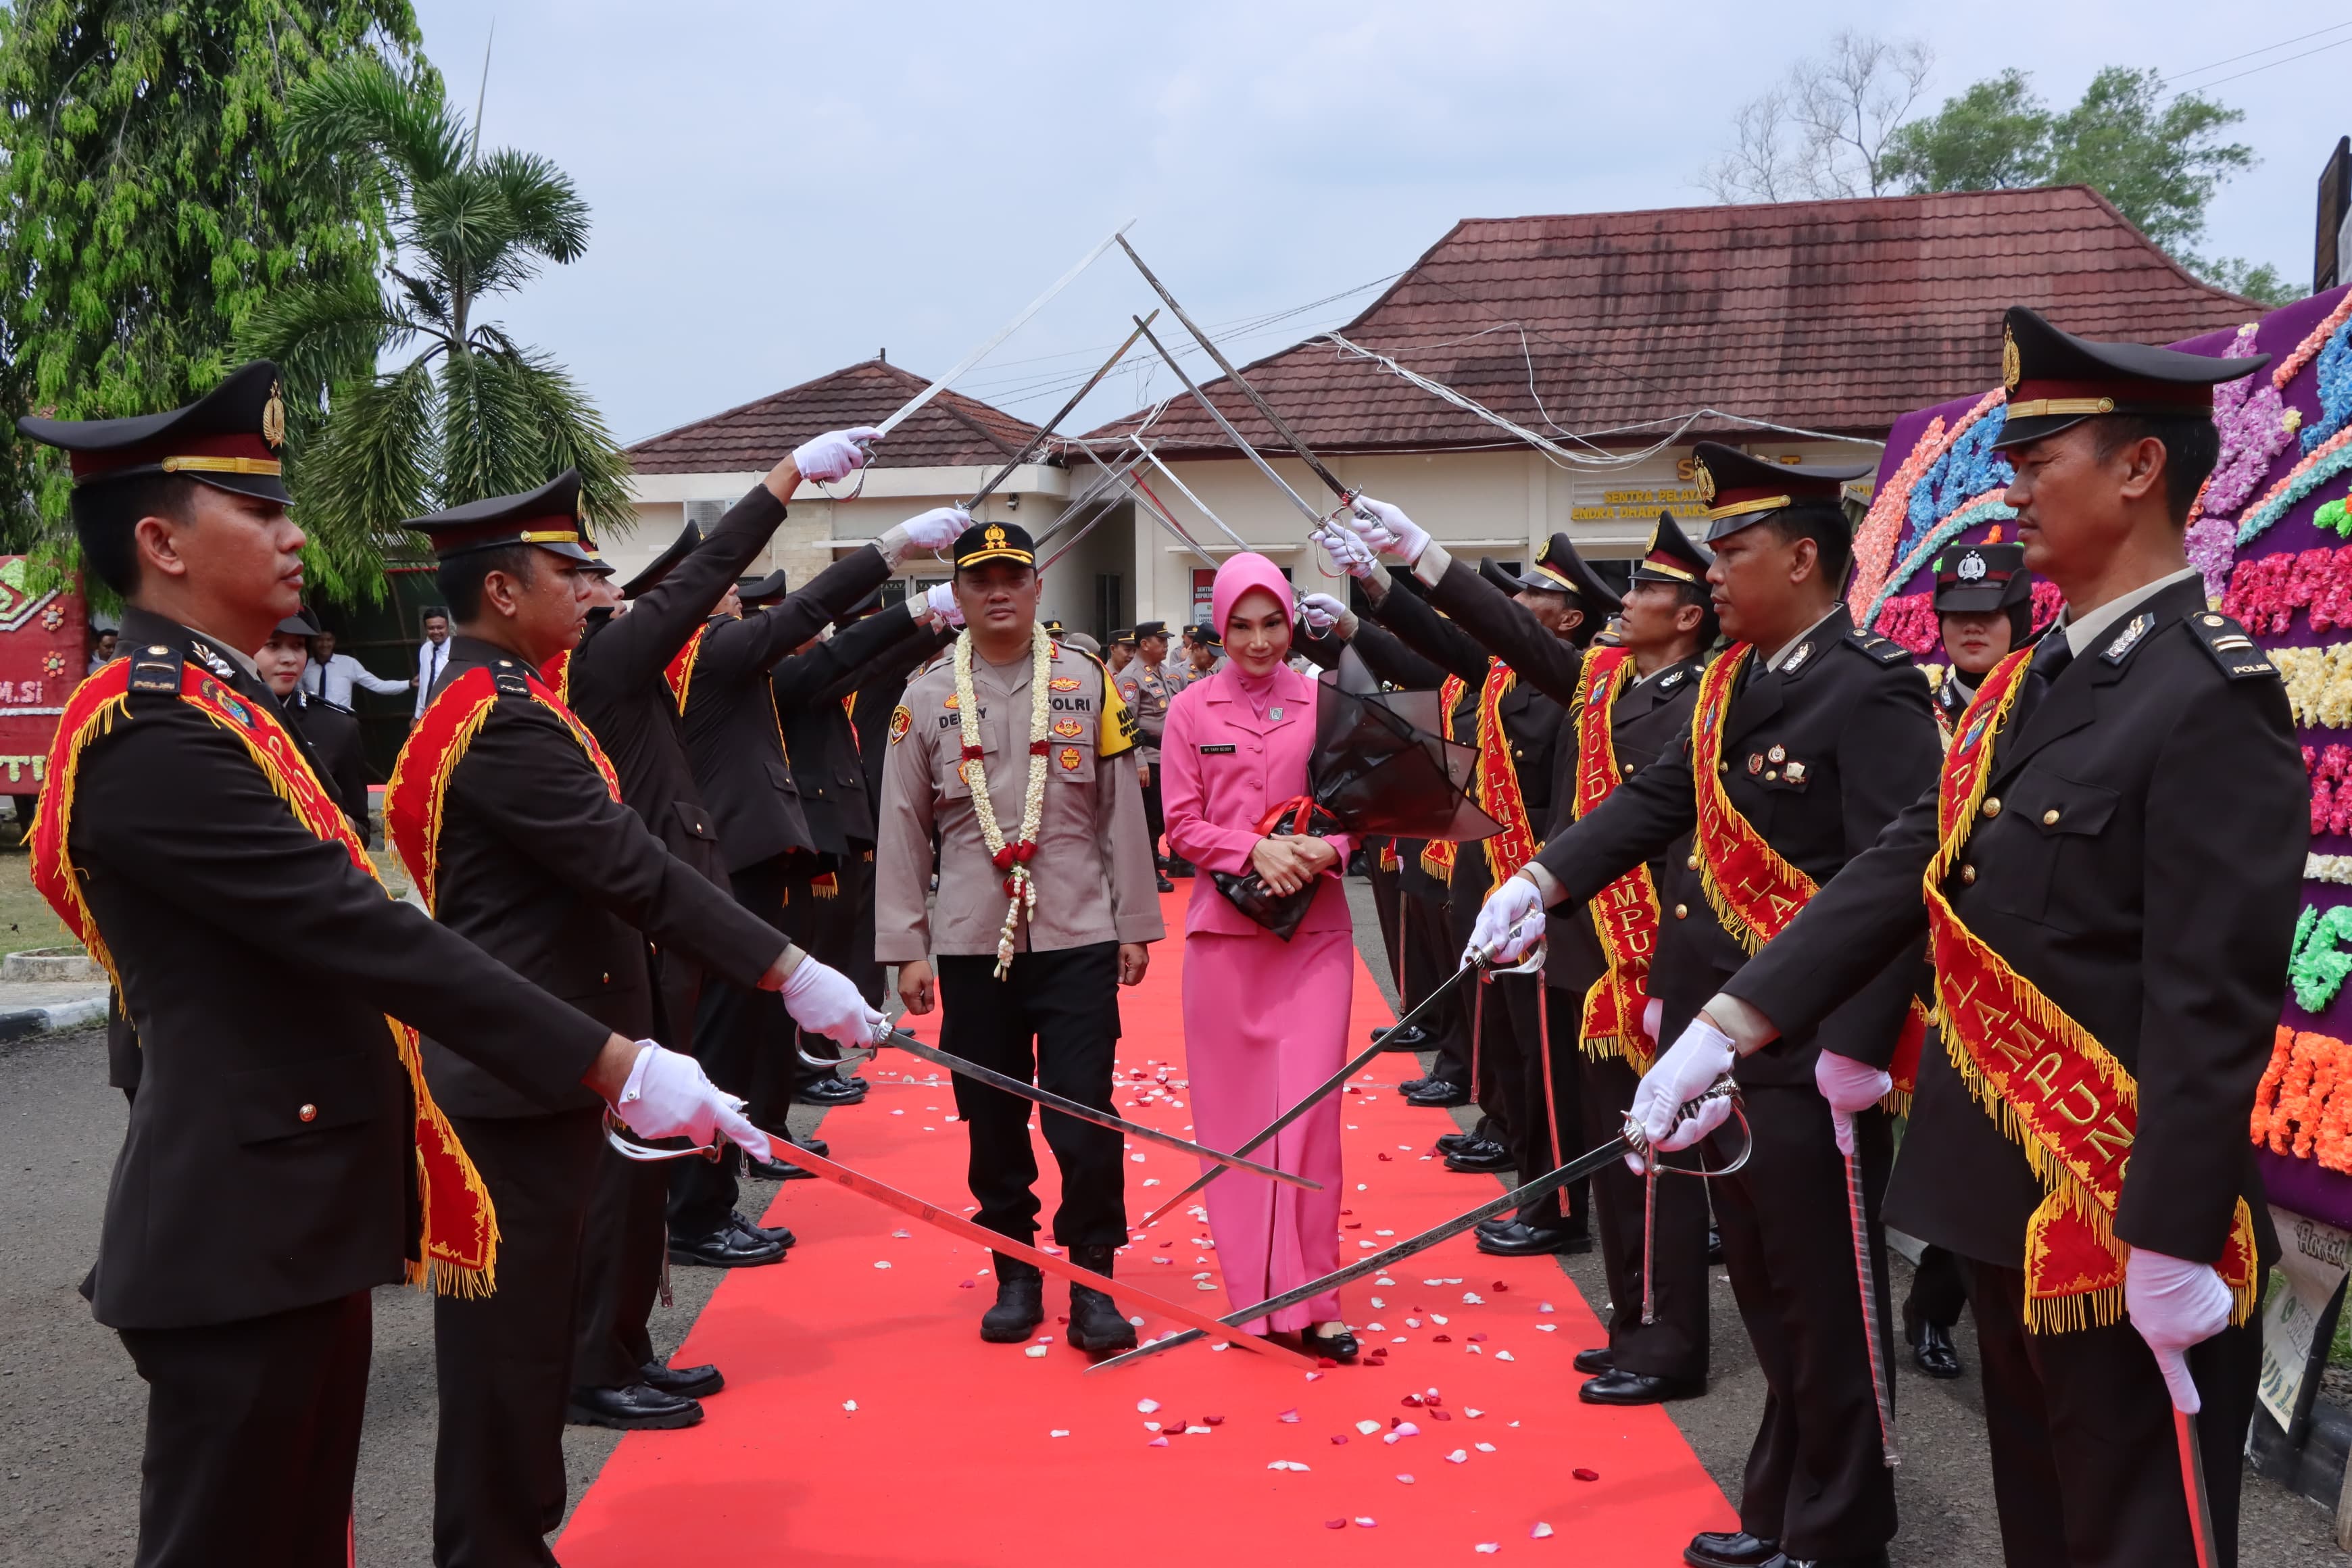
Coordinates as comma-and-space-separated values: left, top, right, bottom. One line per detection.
1083, 186, 2258, 455
629, 359, 1042, 474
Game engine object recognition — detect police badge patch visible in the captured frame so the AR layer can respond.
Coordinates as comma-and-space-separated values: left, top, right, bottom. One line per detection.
1058, 746, 1082, 771
888, 705, 912, 745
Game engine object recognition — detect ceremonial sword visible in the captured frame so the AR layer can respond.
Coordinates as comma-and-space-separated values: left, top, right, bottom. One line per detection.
961, 312, 1158, 512
1844, 1134, 1901, 1467
1133, 949, 1500, 1229
600, 1116, 1317, 1371
1118, 236, 1356, 506
1130, 315, 1332, 531
1086, 1077, 1749, 1374
802, 1027, 1321, 1192
2167, 1359, 2222, 1568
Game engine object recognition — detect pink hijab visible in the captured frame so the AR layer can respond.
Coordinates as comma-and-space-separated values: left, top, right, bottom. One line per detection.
1211, 552, 1293, 640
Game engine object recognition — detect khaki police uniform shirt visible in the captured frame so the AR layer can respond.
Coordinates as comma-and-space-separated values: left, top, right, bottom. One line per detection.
875, 638, 1165, 962
1115, 660, 1175, 764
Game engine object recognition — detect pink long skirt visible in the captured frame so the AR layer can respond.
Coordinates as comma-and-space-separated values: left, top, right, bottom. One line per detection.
1181, 926, 1352, 1333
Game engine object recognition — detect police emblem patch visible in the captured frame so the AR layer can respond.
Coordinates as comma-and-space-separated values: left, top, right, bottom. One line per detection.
1052, 717, 1083, 739
1958, 552, 1988, 581
1049, 676, 1081, 692
2101, 612, 2153, 664
888, 705, 912, 745
1058, 746, 1082, 771
943, 693, 959, 710
2001, 326, 2021, 392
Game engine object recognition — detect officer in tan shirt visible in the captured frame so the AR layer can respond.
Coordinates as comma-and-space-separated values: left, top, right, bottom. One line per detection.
875, 519, 1164, 1354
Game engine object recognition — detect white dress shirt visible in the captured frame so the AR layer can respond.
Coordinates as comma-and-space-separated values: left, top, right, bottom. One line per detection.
302, 652, 408, 707
414, 637, 452, 718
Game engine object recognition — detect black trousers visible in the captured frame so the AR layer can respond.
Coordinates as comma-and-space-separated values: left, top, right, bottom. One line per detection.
1141, 762, 1167, 863
434, 1106, 604, 1568
1365, 839, 1403, 998
1402, 873, 1470, 1089
1908, 1243, 1969, 1331
1709, 1084, 1898, 1559
1965, 1255, 2266, 1568
118, 1291, 372, 1568
846, 844, 883, 1005
938, 941, 1127, 1248
574, 1146, 664, 1388
1581, 1050, 1709, 1381
673, 856, 793, 1238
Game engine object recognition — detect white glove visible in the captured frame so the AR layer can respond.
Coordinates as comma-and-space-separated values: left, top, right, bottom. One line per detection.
1466, 875, 1545, 965
1314, 522, 1377, 580
1625, 1016, 1738, 1169
612, 1042, 768, 1158
1348, 496, 1431, 564
897, 505, 969, 552
925, 582, 965, 628
781, 955, 891, 1048
1298, 592, 1347, 633
1815, 1050, 1892, 1158
2126, 1246, 2234, 1413
793, 426, 879, 484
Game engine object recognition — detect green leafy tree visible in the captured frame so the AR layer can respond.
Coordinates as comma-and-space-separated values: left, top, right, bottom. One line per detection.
0, 0, 422, 570
1883, 66, 2293, 306
237, 55, 630, 598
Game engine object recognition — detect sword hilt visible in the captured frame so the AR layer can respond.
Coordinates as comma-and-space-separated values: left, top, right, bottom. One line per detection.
1619, 1074, 1742, 1160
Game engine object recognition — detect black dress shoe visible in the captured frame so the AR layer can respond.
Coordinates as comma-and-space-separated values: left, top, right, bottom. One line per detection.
1156, 875, 1175, 892
567, 1383, 703, 1430
1442, 1138, 1511, 1173
1573, 1346, 1615, 1374
731, 1211, 795, 1249
639, 1361, 724, 1398
1684, 1530, 1782, 1568
1911, 1319, 1963, 1379
1406, 1080, 1472, 1109
1306, 1325, 1360, 1363
743, 1154, 815, 1182
1439, 1131, 1477, 1156
981, 1256, 1046, 1343
1399, 1075, 1435, 1094
779, 1129, 829, 1158
797, 1075, 868, 1106
668, 1226, 785, 1269
1684, 1531, 1782, 1568
1580, 1367, 1704, 1405
1475, 1219, 1591, 1256
1371, 1023, 1429, 1051
1474, 1212, 1513, 1235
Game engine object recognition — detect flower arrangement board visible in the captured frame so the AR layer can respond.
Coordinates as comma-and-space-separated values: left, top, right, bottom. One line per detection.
1850, 285, 2352, 1230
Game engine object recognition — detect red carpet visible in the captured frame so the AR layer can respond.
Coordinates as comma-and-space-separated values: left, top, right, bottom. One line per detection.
559, 892, 1733, 1564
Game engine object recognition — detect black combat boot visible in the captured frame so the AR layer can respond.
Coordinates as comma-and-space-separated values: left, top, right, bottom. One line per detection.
1066, 1244, 1138, 1353
979, 1252, 1045, 1343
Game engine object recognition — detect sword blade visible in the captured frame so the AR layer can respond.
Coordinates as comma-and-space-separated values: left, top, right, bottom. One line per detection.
717, 1123, 1318, 1371
1052, 437, 1221, 570
1135, 955, 1490, 1229
963, 312, 1158, 511
1029, 449, 1150, 552
1117, 236, 1353, 502
1844, 1145, 1901, 1467
2175, 1404, 2219, 1568
1131, 315, 1329, 528
875, 220, 1135, 439
879, 1028, 1321, 1191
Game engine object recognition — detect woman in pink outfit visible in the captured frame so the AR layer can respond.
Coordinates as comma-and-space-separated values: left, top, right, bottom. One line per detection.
1162, 553, 1358, 1359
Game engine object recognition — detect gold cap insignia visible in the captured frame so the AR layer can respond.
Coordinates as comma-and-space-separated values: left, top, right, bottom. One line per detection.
1693, 459, 1715, 505
2001, 327, 2021, 393
983, 524, 1006, 548
262, 382, 287, 449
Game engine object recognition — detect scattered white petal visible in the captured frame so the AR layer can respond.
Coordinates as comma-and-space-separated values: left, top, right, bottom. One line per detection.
1266, 1460, 1311, 1471
1446, 1449, 1468, 1463
1538, 1301, 1555, 1314
1465, 1408, 1484, 1419
1130, 1154, 1146, 1162
874, 1260, 891, 1269
1535, 1324, 1557, 1333
1495, 1350, 1516, 1362
1197, 1281, 1218, 1291
1356, 1419, 1383, 1435
1509, 1421, 1521, 1427
1148, 1436, 1169, 1447
1475, 1545, 1500, 1555
1369, 1296, 1386, 1308
1144, 1421, 1162, 1432
1366, 1322, 1386, 1332
1142, 1178, 1161, 1186
1278, 1408, 1301, 1423
1532, 1522, 1554, 1539
1376, 1229, 1396, 1237
1127, 1315, 1145, 1327
1359, 1242, 1375, 1249
1475, 1442, 1497, 1453
890, 1108, 904, 1115
1138, 1399, 1160, 1413
1464, 1292, 1485, 1304
1423, 1279, 1444, 1286
1354, 1517, 1377, 1527
1466, 1344, 1481, 1354
1395, 1473, 1416, 1484
1358, 1184, 1371, 1192
891, 1229, 912, 1238
1375, 1275, 1396, 1285
1050, 1429, 1069, 1438
1184, 1425, 1212, 1436
1017, 1344, 1044, 1357
1212, 1341, 1231, 1350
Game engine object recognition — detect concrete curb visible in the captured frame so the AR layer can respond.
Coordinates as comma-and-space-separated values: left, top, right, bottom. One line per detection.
0, 995, 107, 1042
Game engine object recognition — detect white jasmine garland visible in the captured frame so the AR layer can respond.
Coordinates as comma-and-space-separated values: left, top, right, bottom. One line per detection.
954, 623, 1053, 977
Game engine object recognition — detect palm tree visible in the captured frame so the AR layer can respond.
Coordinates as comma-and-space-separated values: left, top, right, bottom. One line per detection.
237, 57, 631, 598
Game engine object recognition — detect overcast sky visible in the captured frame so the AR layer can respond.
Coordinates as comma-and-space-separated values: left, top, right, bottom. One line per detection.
403, 1, 2352, 449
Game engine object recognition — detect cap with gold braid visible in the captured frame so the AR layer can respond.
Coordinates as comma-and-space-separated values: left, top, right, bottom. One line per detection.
1632, 510, 1711, 585
19, 360, 291, 504
952, 519, 1036, 572
1511, 529, 1623, 611
1990, 304, 2268, 451
1690, 441, 1873, 544
399, 470, 597, 564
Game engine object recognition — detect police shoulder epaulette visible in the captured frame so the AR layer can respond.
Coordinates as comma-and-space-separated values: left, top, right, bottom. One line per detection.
490, 658, 533, 698
1845, 631, 1912, 666
2184, 610, 2277, 681
126, 642, 183, 695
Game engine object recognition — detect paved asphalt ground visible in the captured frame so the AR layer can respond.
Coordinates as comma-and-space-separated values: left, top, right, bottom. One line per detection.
0, 882, 2338, 1564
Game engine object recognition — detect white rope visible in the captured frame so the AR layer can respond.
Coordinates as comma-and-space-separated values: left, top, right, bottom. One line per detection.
1315, 332, 1884, 471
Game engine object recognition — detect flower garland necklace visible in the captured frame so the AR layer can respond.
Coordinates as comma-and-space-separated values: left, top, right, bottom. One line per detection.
954, 622, 1053, 979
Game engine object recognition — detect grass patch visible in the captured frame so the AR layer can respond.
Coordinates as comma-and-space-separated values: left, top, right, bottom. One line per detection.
0, 832, 76, 955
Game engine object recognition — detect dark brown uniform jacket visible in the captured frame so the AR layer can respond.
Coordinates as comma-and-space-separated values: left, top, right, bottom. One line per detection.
75, 611, 613, 1329
1723, 581, 2299, 1265
279, 688, 371, 846
773, 604, 953, 856
416, 639, 788, 1119
1535, 604, 1940, 1089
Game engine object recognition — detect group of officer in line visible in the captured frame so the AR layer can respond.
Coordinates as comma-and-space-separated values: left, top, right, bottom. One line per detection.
24, 296, 2304, 1568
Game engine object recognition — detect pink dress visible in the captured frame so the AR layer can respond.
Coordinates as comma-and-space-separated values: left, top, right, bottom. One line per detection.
1163, 662, 1355, 1333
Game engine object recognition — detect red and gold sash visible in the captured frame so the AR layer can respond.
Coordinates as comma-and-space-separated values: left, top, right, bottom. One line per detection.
1690, 645, 1927, 1109
666, 625, 708, 713
539, 647, 572, 702
1420, 660, 1539, 887
1572, 646, 1662, 1071
385, 664, 622, 912
32, 659, 499, 1295
1926, 649, 2259, 1332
